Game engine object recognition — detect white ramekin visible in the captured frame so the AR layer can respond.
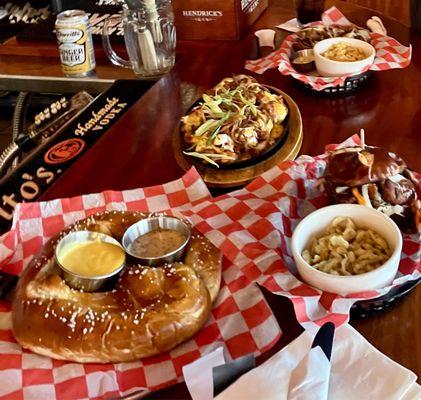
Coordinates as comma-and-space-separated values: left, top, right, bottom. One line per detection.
291, 204, 402, 296
313, 37, 375, 77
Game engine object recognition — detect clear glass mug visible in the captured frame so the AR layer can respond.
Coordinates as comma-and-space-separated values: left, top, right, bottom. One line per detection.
102, 1, 176, 80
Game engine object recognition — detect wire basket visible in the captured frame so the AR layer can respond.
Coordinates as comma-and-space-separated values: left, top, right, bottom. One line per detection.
296, 71, 372, 96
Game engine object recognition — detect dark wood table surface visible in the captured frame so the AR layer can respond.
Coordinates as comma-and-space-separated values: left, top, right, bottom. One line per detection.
1, 0, 420, 397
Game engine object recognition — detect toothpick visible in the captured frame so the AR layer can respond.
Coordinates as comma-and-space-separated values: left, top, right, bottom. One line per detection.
360, 128, 365, 150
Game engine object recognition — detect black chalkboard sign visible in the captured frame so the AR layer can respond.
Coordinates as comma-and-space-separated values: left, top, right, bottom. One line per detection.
0, 0, 52, 43
15, 0, 125, 44
0, 79, 153, 234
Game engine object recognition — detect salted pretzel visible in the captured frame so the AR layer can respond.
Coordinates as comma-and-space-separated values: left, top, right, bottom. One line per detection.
12, 211, 221, 363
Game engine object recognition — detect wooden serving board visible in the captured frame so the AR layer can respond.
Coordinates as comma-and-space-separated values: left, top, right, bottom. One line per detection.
173, 86, 303, 188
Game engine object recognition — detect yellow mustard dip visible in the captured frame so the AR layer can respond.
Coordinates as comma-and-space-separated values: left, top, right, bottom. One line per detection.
59, 242, 125, 277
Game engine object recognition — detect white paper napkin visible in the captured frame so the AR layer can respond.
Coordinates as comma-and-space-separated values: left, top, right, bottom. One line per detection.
276, 18, 301, 33
182, 347, 226, 400
255, 29, 276, 48
214, 324, 420, 400
288, 345, 331, 399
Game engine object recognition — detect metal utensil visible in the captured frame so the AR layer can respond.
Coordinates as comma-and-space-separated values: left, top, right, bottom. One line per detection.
55, 231, 126, 292
291, 49, 316, 73
122, 216, 191, 266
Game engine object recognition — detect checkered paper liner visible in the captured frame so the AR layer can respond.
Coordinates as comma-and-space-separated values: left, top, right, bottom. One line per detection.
0, 168, 281, 399
180, 135, 420, 331
245, 7, 412, 91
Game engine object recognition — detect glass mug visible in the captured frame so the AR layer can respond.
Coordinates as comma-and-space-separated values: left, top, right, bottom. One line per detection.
102, 0, 176, 79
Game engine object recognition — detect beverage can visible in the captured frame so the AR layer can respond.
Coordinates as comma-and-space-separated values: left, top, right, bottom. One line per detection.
55, 10, 96, 77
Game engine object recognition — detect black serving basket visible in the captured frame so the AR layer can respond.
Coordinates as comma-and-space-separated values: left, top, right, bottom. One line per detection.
350, 277, 420, 319
295, 71, 372, 96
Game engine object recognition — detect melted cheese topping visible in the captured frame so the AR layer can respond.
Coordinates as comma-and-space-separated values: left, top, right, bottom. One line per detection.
59, 242, 125, 277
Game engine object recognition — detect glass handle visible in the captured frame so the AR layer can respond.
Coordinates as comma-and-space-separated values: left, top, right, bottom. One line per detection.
102, 16, 132, 69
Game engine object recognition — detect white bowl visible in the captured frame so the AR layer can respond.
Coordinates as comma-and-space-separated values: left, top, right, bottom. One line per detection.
291, 204, 402, 296
313, 37, 375, 77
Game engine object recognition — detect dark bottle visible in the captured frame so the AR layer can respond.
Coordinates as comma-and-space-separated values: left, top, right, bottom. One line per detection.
295, 0, 325, 25
411, 0, 421, 32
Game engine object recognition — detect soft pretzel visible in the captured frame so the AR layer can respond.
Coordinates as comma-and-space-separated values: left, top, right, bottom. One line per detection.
12, 211, 221, 363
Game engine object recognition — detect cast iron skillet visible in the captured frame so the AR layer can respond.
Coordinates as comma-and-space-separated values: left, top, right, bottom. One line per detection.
180, 87, 291, 171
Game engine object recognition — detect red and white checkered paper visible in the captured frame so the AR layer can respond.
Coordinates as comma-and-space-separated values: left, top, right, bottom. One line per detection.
1, 139, 419, 399
0, 168, 281, 399
181, 135, 420, 331
245, 7, 412, 91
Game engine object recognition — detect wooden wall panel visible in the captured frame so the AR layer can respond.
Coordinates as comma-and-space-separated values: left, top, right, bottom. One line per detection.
342, 0, 410, 26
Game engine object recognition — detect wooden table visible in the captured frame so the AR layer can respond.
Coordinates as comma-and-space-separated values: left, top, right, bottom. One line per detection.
1, 0, 419, 397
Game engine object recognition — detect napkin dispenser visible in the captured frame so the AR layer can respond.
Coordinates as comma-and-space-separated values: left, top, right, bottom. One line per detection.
173, 0, 268, 41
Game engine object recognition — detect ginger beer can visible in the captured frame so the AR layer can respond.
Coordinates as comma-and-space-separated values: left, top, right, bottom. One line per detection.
55, 10, 96, 77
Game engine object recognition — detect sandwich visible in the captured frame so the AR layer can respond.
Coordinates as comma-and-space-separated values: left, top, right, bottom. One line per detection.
323, 145, 420, 233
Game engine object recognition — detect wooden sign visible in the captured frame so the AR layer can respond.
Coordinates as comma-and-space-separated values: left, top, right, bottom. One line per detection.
173, 0, 268, 41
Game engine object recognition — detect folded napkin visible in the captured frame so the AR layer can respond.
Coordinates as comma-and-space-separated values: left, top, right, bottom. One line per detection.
213, 323, 420, 400
183, 347, 226, 400
182, 348, 256, 400
276, 18, 301, 33
287, 322, 334, 399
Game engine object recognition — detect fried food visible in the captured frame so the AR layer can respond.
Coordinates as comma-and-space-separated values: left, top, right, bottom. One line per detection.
292, 24, 371, 52
181, 75, 288, 167
323, 144, 421, 233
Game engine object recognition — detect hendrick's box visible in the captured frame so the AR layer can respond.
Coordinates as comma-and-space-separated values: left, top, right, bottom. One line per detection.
173, 0, 268, 41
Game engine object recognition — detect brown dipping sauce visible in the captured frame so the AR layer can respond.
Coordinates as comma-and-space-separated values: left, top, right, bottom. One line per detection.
130, 229, 187, 258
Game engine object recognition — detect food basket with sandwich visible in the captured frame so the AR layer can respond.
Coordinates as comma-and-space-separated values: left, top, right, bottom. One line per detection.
245, 7, 412, 93
0, 135, 419, 398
